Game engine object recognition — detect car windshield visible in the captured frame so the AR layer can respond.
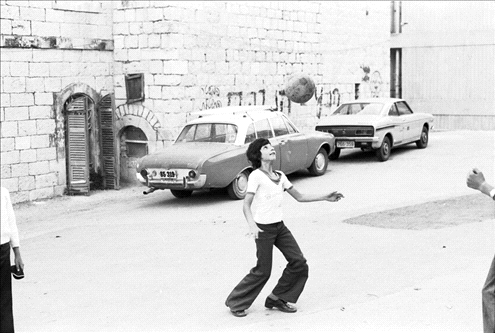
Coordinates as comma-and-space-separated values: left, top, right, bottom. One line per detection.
332, 103, 384, 116
176, 123, 238, 143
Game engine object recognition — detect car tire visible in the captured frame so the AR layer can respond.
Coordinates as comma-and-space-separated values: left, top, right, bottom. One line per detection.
376, 136, 391, 162
329, 148, 340, 160
170, 189, 193, 198
308, 148, 329, 176
227, 170, 250, 200
416, 126, 429, 149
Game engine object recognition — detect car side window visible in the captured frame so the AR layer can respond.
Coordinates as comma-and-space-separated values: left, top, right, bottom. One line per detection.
195, 124, 212, 141
282, 116, 297, 134
396, 102, 413, 116
255, 119, 273, 139
350, 104, 364, 115
213, 124, 237, 143
271, 116, 289, 137
388, 104, 399, 116
245, 123, 256, 144
177, 125, 195, 142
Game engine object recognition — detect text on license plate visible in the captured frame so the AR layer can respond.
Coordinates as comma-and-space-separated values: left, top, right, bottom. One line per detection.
160, 170, 177, 179
336, 141, 355, 148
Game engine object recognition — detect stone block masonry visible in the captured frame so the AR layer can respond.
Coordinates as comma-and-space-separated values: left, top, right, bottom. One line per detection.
1, 1, 115, 203
1, 1, 391, 203
112, 1, 390, 141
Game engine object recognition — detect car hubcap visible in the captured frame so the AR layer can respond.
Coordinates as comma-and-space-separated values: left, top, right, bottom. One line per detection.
383, 143, 389, 155
315, 153, 325, 171
422, 132, 427, 143
236, 174, 248, 193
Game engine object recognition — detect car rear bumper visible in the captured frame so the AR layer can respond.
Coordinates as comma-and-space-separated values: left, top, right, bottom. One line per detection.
136, 173, 207, 190
335, 136, 381, 149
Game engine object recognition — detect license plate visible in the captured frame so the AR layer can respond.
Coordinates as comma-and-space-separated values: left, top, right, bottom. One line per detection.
159, 170, 177, 179
336, 141, 355, 148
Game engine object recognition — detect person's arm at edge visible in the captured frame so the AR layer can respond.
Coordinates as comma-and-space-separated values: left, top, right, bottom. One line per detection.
5, 189, 24, 271
467, 168, 495, 198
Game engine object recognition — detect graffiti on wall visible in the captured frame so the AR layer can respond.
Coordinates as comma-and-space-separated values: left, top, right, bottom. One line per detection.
360, 65, 383, 98
200, 85, 222, 110
227, 91, 242, 106
315, 87, 342, 119
275, 90, 291, 115
195, 82, 386, 120
244, 89, 266, 106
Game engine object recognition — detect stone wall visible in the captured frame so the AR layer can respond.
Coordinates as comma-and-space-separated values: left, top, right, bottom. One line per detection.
0, 1, 114, 203
0, 0, 391, 203
112, 1, 326, 141
112, 1, 391, 144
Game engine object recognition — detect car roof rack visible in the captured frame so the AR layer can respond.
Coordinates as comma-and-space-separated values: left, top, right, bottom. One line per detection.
192, 105, 278, 118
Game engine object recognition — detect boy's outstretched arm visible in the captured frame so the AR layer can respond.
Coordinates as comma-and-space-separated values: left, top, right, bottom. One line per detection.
287, 187, 344, 203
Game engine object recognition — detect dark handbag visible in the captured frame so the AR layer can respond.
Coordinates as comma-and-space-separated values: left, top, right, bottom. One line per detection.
11, 265, 24, 280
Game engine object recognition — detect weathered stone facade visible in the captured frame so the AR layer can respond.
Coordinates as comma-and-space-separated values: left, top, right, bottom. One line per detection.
1, 1, 114, 202
1, 1, 391, 203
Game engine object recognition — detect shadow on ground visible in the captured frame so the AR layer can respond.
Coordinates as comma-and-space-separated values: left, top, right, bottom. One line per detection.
343, 193, 495, 230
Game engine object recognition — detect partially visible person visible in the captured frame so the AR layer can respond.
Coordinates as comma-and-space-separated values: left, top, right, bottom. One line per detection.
466, 168, 495, 333
1, 187, 24, 333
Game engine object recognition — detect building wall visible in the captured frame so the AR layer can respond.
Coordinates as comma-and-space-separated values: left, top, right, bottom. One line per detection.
318, 1, 390, 118
0, 1, 114, 203
1, 0, 391, 203
113, 1, 391, 148
392, 1, 495, 130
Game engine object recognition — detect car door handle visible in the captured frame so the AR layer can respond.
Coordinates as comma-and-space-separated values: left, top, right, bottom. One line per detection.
280, 139, 287, 145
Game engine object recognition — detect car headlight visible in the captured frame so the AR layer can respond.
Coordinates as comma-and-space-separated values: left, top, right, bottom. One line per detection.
188, 170, 197, 179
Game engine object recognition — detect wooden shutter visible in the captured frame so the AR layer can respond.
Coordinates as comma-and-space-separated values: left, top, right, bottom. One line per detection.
98, 94, 119, 190
66, 97, 90, 195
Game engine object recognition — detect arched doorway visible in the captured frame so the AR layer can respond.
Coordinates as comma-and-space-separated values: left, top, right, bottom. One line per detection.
63, 93, 119, 194
119, 126, 148, 185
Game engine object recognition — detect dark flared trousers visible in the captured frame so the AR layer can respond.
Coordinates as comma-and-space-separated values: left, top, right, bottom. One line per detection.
483, 255, 495, 333
225, 221, 309, 311
0, 242, 14, 333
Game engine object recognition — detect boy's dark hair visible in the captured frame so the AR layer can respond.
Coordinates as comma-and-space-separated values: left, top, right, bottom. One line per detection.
246, 138, 271, 169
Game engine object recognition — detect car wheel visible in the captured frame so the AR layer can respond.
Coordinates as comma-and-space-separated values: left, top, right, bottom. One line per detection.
308, 148, 329, 176
227, 170, 250, 200
416, 126, 429, 149
376, 136, 391, 162
170, 189, 193, 198
329, 148, 340, 160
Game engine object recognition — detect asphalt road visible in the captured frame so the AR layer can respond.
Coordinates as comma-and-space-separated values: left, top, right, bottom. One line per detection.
11, 130, 495, 332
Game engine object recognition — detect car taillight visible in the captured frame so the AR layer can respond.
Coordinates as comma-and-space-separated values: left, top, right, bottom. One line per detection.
355, 129, 373, 136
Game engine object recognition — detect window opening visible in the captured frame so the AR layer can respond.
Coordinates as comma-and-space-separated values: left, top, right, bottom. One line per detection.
125, 73, 145, 103
123, 126, 148, 158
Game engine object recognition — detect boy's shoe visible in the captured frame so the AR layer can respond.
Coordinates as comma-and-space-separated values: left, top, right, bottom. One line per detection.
230, 309, 247, 317
265, 297, 297, 313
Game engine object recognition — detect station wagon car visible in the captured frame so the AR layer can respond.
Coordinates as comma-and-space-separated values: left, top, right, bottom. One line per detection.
136, 106, 336, 199
315, 98, 434, 161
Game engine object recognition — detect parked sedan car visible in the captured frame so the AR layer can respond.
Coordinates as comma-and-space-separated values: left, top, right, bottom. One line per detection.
136, 105, 336, 199
315, 98, 434, 161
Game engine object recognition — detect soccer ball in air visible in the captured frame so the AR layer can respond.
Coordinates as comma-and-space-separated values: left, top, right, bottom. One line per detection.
284, 74, 316, 104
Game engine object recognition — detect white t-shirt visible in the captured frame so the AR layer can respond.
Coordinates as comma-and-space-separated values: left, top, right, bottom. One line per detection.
246, 169, 293, 224
1, 187, 20, 247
